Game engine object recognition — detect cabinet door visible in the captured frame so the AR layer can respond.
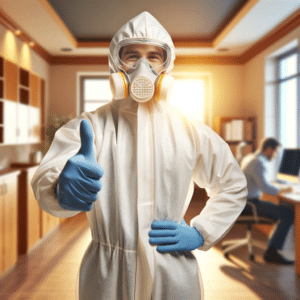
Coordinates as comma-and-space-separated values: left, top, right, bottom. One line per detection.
3, 100, 17, 144
27, 167, 41, 248
17, 103, 29, 144
0, 181, 4, 275
3, 175, 18, 271
29, 106, 41, 143
4, 60, 18, 102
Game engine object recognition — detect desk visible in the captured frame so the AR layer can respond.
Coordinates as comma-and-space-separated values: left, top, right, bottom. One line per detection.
278, 192, 300, 276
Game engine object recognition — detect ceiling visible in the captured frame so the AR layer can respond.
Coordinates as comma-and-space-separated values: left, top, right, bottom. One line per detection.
46, 0, 248, 41
0, 0, 300, 61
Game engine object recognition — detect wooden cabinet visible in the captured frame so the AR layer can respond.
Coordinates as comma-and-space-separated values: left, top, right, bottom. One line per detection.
15, 164, 60, 255
0, 57, 4, 99
214, 116, 256, 157
5, 60, 18, 102
17, 165, 41, 255
0, 56, 44, 145
0, 170, 20, 277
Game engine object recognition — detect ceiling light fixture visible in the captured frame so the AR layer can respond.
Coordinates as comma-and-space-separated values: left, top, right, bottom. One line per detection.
61, 48, 72, 52
15, 29, 22, 35
217, 48, 229, 52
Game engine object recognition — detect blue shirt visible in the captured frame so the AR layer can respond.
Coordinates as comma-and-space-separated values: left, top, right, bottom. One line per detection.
241, 152, 280, 199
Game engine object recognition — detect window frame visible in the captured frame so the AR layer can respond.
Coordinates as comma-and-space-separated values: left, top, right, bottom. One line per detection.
77, 72, 111, 115
276, 47, 300, 147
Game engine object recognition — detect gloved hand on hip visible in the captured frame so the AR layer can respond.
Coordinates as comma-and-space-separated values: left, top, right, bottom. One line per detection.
149, 219, 204, 253
55, 119, 104, 211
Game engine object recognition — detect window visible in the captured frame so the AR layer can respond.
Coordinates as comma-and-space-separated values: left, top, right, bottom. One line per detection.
277, 49, 299, 148
170, 78, 205, 122
79, 75, 112, 114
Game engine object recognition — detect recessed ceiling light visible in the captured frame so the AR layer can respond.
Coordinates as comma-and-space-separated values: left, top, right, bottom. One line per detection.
29, 42, 35, 47
15, 29, 22, 35
217, 48, 229, 52
61, 48, 72, 52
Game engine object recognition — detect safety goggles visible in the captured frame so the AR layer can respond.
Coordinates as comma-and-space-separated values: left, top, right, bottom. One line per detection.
115, 39, 171, 74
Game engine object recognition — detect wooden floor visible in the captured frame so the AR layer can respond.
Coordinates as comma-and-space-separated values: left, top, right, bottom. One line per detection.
1, 199, 300, 300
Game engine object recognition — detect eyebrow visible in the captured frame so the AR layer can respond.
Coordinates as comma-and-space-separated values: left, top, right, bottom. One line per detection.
123, 50, 163, 58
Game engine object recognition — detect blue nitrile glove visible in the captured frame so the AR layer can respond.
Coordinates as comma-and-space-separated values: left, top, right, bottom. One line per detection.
55, 119, 104, 211
149, 219, 204, 253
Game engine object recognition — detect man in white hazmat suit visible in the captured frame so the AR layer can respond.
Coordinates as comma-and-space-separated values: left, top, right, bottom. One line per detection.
31, 11, 247, 299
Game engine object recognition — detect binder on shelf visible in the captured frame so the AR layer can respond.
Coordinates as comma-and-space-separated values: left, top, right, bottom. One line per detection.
224, 119, 244, 141
232, 119, 244, 141
225, 122, 232, 141
214, 116, 256, 154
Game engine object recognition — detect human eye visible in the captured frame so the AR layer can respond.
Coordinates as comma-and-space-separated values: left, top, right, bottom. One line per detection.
149, 54, 160, 60
148, 53, 163, 63
127, 54, 140, 61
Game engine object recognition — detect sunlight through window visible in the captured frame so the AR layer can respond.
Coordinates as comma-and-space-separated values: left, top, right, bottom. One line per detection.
169, 79, 205, 121
81, 77, 112, 113
277, 51, 298, 148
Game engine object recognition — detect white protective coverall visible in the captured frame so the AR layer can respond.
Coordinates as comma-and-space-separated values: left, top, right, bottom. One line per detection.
32, 11, 247, 300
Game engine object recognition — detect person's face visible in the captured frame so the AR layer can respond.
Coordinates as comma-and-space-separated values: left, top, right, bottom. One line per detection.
119, 44, 166, 73
264, 146, 280, 161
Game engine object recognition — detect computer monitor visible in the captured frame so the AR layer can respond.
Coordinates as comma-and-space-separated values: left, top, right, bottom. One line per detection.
277, 148, 300, 183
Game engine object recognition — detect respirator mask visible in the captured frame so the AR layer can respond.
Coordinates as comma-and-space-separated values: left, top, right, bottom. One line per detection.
109, 41, 174, 102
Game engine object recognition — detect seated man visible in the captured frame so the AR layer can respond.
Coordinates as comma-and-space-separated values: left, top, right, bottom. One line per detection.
241, 137, 294, 265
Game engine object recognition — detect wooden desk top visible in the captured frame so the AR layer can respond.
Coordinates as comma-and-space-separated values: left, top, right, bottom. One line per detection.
279, 192, 300, 203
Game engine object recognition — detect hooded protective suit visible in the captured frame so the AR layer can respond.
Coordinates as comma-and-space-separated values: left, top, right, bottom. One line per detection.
31, 12, 247, 300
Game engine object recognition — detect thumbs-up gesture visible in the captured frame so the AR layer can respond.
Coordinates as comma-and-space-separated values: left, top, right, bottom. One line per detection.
55, 120, 104, 211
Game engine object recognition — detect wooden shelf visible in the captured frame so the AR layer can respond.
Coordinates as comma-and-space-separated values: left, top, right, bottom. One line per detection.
30, 73, 40, 107
0, 80, 3, 99
214, 116, 256, 157
19, 68, 29, 87
0, 57, 3, 78
5, 60, 18, 102
0, 101, 2, 125
19, 88, 29, 105
0, 57, 3, 100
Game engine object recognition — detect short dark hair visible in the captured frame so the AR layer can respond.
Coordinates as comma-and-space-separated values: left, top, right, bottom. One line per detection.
259, 137, 281, 152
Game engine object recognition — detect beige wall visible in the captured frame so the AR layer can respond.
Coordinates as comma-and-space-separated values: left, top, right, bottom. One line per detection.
49, 64, 109, 118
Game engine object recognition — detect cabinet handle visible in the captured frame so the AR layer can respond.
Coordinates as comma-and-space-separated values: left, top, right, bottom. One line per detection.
16, 128, 20, 137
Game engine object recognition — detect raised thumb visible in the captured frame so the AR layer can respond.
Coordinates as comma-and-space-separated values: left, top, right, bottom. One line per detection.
78, 119, 95, 160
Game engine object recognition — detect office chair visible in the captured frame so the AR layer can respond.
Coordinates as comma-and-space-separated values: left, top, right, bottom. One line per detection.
221, 202, 277, 261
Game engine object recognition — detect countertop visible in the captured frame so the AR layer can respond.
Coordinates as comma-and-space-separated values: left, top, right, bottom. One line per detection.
11, 162, 40, 169
0, 162, 40, 178
0, 168, 21, 178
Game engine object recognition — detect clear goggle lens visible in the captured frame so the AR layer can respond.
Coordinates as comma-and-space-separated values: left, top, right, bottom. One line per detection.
117, 42, 169, 74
